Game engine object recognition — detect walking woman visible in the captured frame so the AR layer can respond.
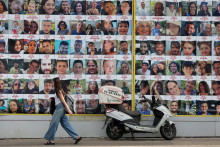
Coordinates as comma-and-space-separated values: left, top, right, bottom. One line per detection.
44, 77, 82, 145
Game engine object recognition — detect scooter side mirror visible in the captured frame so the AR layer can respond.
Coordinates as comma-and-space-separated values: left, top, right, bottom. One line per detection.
138, 93, 143, 98
153, 87, 163, 101
152, 96, 155, 102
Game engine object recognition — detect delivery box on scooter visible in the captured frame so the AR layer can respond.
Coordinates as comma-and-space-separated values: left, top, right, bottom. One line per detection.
98, 86, 124, 104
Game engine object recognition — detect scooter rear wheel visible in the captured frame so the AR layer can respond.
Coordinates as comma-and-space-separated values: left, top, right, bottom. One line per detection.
160, 123, 176, 140
106, 122, 123, 140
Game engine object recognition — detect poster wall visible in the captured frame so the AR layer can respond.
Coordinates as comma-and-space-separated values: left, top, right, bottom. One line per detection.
0, 0, 133, 114
0, 0, 220, 116
134, 0, 220, 115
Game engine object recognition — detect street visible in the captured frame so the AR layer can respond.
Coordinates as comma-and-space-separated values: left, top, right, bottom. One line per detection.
0, 137, 220, 147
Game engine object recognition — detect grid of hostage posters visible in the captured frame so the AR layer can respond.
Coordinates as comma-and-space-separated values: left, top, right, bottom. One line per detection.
135, 0, 220, 116
0, 0, 133, 114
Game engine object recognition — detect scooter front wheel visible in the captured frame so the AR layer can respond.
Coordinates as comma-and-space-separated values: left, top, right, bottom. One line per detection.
106, 122, 123, 140
160, 123, 176, 140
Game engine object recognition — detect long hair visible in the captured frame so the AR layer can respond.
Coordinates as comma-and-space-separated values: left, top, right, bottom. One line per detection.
0, 59, 8, 72
58, 1, 70, 14
86, 24, 92, 30
12, 79, 22, 94
9, 39, 23, 54
151, 63, 159, 75
198, 81, 210, 95
39, 0, 55, 14
86, 24, 94, 35
138, 41, 151, 55
102, 40, 115, 54
86, 81, 99, 94
31, 21, 39, 34
9, 99, 22, 113
188, 2, 197, 16
86, 60, 98, 74
73, 1, 85, 14
151, 81, 163, 95
101, 20, 114, 35
198, 2, 210, 16
53, 77, 64, 96
57, 21, 67, 30
0, 0, 7, 12
118, 61, 131, 74
23, 80, 39, 94
169, 61, 180, 72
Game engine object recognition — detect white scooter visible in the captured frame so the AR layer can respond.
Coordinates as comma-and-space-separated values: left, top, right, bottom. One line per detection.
98, 86, 176, 140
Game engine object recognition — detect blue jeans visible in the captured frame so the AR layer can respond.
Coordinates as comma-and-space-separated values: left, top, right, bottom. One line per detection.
44, 103, 79, 141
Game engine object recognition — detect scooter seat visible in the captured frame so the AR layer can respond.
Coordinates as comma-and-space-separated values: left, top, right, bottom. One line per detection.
117, 104, 141, 117
111, 104, 141, 124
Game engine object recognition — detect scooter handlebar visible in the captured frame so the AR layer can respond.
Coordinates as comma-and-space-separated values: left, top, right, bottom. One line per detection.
140, 95, 152, 104
141, 95, 163, 110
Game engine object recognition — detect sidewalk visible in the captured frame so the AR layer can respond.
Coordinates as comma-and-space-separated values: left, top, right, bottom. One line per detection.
0, 137, 220, 147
